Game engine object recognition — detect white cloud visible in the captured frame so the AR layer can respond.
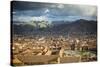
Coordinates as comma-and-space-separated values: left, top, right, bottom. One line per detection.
77, 5, 97, 16
33, 16, 48, 21
44, 9, 50, 14
57, 4, 64, 9
51, 5, 57, 8
13, 3, 97, 22
13, 15, 33, 22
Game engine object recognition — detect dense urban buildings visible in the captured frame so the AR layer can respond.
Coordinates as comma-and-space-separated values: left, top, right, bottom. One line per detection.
11, 34, 97, 65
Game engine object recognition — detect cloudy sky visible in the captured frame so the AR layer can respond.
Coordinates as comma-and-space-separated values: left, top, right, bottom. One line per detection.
12, 1, 97, 22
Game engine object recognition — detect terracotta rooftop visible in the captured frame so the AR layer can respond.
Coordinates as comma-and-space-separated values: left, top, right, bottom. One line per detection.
17, 55, 59, 64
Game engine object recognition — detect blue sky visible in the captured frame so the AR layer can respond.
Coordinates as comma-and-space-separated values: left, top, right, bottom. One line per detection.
12, 1, 97, 22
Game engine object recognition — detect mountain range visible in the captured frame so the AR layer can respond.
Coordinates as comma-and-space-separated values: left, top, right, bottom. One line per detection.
12, 19, 97, 36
